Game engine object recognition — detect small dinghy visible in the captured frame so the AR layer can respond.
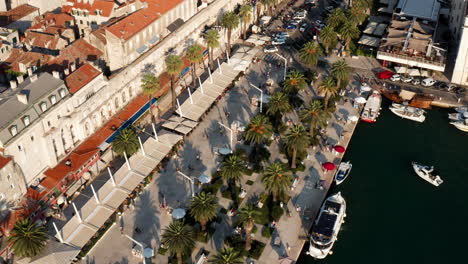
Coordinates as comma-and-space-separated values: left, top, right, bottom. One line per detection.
412, 162, 443, 187
335, 161, 352, 185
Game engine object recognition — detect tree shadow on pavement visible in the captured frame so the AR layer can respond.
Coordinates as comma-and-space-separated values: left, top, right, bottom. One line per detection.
209, 214, 231, 251
112, 256, 129, 264
132, 190, 161, 248
179, 141, 207, 176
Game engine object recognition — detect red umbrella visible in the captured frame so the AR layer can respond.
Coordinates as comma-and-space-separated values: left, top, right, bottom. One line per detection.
322, 162, 335, 171
334, 145, 345, 153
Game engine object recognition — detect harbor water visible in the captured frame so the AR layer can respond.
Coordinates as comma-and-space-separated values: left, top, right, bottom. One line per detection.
297, 101, 468, 263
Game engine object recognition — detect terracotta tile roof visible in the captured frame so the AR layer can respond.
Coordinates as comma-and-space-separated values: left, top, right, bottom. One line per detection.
106, 0, 183, 41
41, 94, 148, 190
62, 0, 116, 17
4, 48, 52, 72
65, 63, 101, 94
0, 155, 12, 170
0, 4, 39, 27
24, 31, 61, 49
45, 39, 102, 71
31, 12, 74, 29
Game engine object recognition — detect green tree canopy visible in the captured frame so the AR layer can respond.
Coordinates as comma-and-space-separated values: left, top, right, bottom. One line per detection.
283, 70, 307, 94
165, 54, 183, 109
112, 128, 140, 157
318, 77, 338, 109
238, 203, 260, 250
204, 29, 220, 68
299, 41, 323, 68
161, 221, 195, 264
221, 11, 239, 54
262, 162, 292, 201
284, 124, 310, 168
189, 192, 218, 231
8, 219, 48, 258
244, 114, 273, 145
209, 247, 243, 264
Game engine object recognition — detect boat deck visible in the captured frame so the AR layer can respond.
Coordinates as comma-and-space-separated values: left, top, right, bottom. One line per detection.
312, 212, 337, 238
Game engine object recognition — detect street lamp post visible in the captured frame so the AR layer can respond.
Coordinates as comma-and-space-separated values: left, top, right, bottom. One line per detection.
218, 121, 234, 151
250, 83, 263, 113
177, 171, 195, 197
273, 53, 288, 81
273, 53, 287, 80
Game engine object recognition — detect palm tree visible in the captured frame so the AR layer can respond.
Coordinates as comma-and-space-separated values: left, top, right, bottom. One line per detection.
299, 41, 323, 68
204, 29, 220, 69
221, 11, 240, 55
112, 128, 140, 156
8, 219, 47, 258
141, 73, 159, 121
186, 43, 204, 87
284, 124, 309, 169
244, 114, 272, 147
331, 59, 350, 90
165, 55, 183, 109
238, 204, 260, 251
189, 192, 218, 231
283, 70, 307, 94
266, 92, 291, 125
300, 100, 330, 138
262, 162, 292, 202
339, 21, 360, 52
348, 7, 367, 26
220, 154, 245, 186
319, 25, 337, 54
209, 247, 243, 264
161, 221, 195, 264
326, 8, 346, 30
239, 5, 252, 40
318, 77, 338, 109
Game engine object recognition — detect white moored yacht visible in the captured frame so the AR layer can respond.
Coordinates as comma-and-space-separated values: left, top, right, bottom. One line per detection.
334, 161, 352, 185
412, 162, 443, 187
450, 119, 468, 132
389, 103, 426, 122
306, 192, 346, 259
360, 91, 382, 123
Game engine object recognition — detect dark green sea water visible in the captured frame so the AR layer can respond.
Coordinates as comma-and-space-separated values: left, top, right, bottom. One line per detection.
297, 101, 468, 264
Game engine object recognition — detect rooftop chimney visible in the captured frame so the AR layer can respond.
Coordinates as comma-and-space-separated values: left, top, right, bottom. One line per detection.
70, 63, 76, 72
52, 71, 60, 79
64, 68, 70, 75
30, 74, 38, 82
17, 93, 28, 104
17, 75, 24, 84
10, 80, 17, 89
27, 68, 33, 76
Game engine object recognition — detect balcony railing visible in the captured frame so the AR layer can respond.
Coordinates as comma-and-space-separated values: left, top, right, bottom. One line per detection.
377, 51, 445, 67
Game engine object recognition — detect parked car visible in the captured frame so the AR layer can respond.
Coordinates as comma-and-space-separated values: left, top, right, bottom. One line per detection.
264, 45, 278, 53
283, 24, 298, 29
401, 76, 413, 83
411, 78, 421, 85
377, 70, 393, 79
325, 6, 334, 12
422, 78, 436, 87
446, 83, 457, 91
276, 32, 290, 37
290, 19, 302, 26
299, 23, 308, 32
272, 39, 286, 45
390, 74, 401, 82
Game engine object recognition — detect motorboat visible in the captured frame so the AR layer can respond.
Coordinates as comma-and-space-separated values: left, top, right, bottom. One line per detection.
360, 82, 372, 92
450, 119, 468, 132
448, 111, 468, 121
455, 106, 468, 113
334, 162, 352, 185
360, 91, 382, 123
306, 192, 346, 259
412, 162, 443, 187
389, 103, 426, 123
